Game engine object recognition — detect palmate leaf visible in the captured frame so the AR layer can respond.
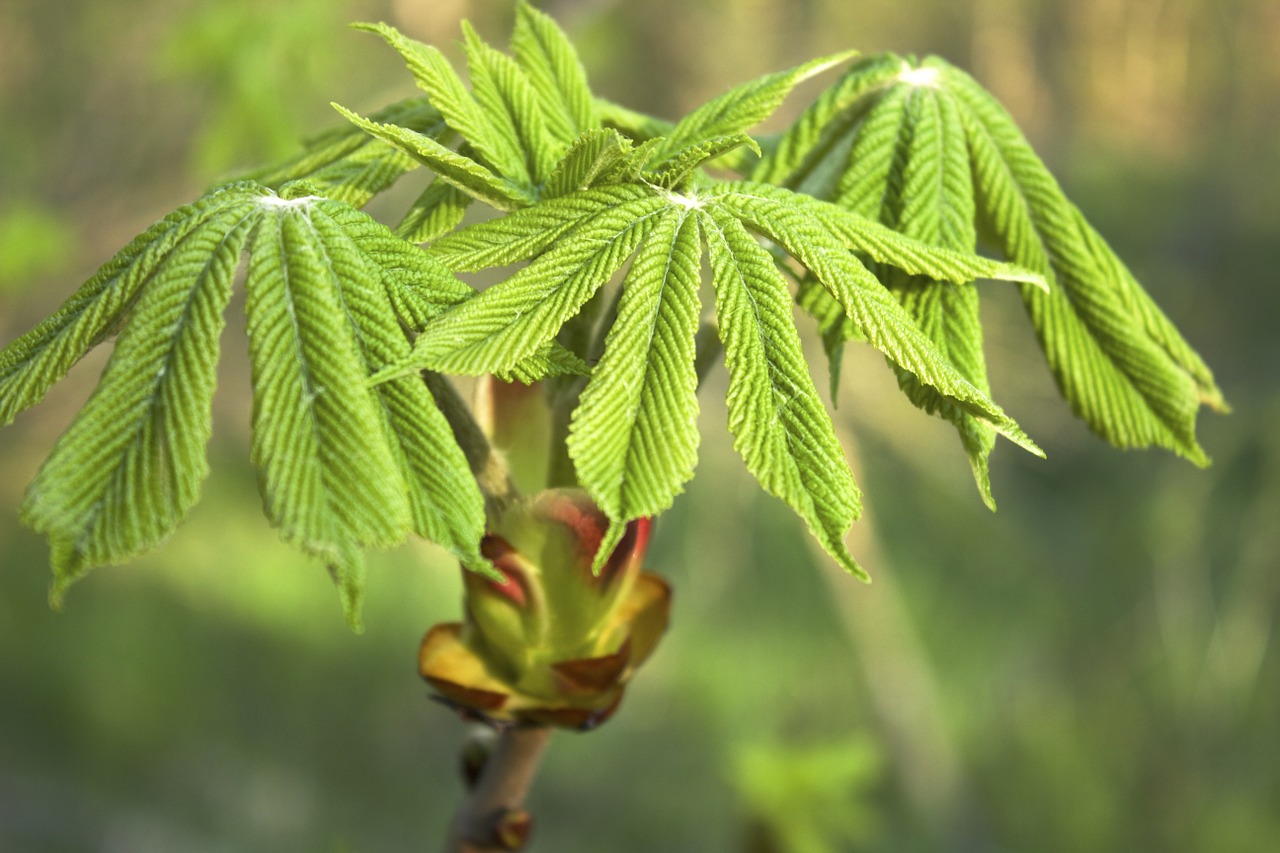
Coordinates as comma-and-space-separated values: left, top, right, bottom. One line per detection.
242, 97, 446, 207
792, 77, 1001, 505
755, 52, 1223, 465
0, 186, 256, 427
246, 200, 412, 626
377, 159, 1041, 576
710, 182, 1043, 457
334, 105, 534, 211
462, 20, 558, 186
351, 11, 605, 209
377, 193, 669, 380
22, 195, 257, 604
885, 86, 998, 507
510, 0, 599, 145
647, 133, 760, 190
544, 129, 638, 199
700, 206, 865, 578
753, 53, 905, 192
941, 58, 1225, 462
354, 22, 527, 183
0, 183, 491, 629
568, 209, 702, 566
654, 51, 859, 163
297, 203, 487, 570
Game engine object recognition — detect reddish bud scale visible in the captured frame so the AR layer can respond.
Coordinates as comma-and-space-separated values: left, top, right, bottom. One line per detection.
419, 489, 671, 731
478, 535, 529, 607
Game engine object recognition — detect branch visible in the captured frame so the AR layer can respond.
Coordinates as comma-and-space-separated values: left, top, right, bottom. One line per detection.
444, 725, 554, 852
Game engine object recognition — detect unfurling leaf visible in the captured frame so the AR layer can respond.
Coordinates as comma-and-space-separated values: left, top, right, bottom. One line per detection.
569, 209, 702, 566
0, 184, 489, 629
23, 191, 258, 604
700, 206, 865, 579
754, 50, 1223, 468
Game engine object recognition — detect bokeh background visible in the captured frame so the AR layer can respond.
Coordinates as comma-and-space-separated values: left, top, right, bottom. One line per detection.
2, 1, 1277, 850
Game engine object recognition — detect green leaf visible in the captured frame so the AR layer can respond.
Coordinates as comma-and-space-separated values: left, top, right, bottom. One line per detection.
0, 184, 261, 427
829, 82, 910, 217
753, 52, 906, 192
511, 0, 599, 145
354, 22, 525, 180
334, 104, 534, 211
462, 21, 557, 186
886, 85, 998, 508
699, 206, 865, 579
382, 192, 669, 380
712, 182, 1042, 457
395, 179, 473, 243
243, 97, 446, 206
647, 133, 760, 189
428, 183, 652, 271
941, 58, 1221, 463
716, 181, 1044, 290
655, 51, 858, 162
784, 81, 910, 383
568, 210, 702, 566
544, 129, 634, 199
305, 202, 487, 571
244, 196, 413, 629
22, 196, 259, 604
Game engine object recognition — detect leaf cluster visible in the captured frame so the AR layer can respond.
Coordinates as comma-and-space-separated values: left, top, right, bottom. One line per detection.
0, 3, 1223, 624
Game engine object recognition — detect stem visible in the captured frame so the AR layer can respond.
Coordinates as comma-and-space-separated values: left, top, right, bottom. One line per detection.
425, 372, 518, 517
444, 725, 554, 852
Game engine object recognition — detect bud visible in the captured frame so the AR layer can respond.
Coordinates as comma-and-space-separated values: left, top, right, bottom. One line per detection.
420, 489, 671, 730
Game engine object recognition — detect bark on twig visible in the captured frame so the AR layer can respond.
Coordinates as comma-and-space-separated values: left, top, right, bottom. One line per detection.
444, 725, 554, 852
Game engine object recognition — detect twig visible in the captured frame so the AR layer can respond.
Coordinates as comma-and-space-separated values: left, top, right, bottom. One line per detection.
444, 725, 554, 852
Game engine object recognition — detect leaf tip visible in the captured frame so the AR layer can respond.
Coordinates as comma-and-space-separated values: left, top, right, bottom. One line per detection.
330, 557, 367, 635
349, 20, 392, 38
591, 520, 628, 576
829, 542, 871, 584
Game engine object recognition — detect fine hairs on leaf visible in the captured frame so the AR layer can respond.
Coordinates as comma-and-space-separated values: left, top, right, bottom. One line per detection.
0, 4, 1223, 627
1, 184, 489, 629
754, 52, 1224, 480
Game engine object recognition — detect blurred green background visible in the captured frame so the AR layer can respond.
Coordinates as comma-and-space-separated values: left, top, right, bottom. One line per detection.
1, 0, 1276, 850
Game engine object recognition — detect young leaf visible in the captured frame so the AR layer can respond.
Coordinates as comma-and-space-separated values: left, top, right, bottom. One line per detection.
22, 200, 259, 604
699, 206, 865, 579
461, 20, 557, 186
0, 185, 259, 426
396, 179, 473, 244
428, 183, 652, 271
753, 52, 906, 191
711, 182, 1042, 457
940, 58, 1222, 463
306, 202, 488, 571
243, 97, 446, 206
568, 209, 702, 565
647, 133, 760, 189
334, 104, 535, 210
382, 193, 670, 379
245, 197, 413, 628
544, 129, 634, 199
716, 182, 1044, 289
511, 0, 599, 145
654, 51, 858, 162
886, 85, 998, 507
828, 82, 910, 216
354, 22, 526, 181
